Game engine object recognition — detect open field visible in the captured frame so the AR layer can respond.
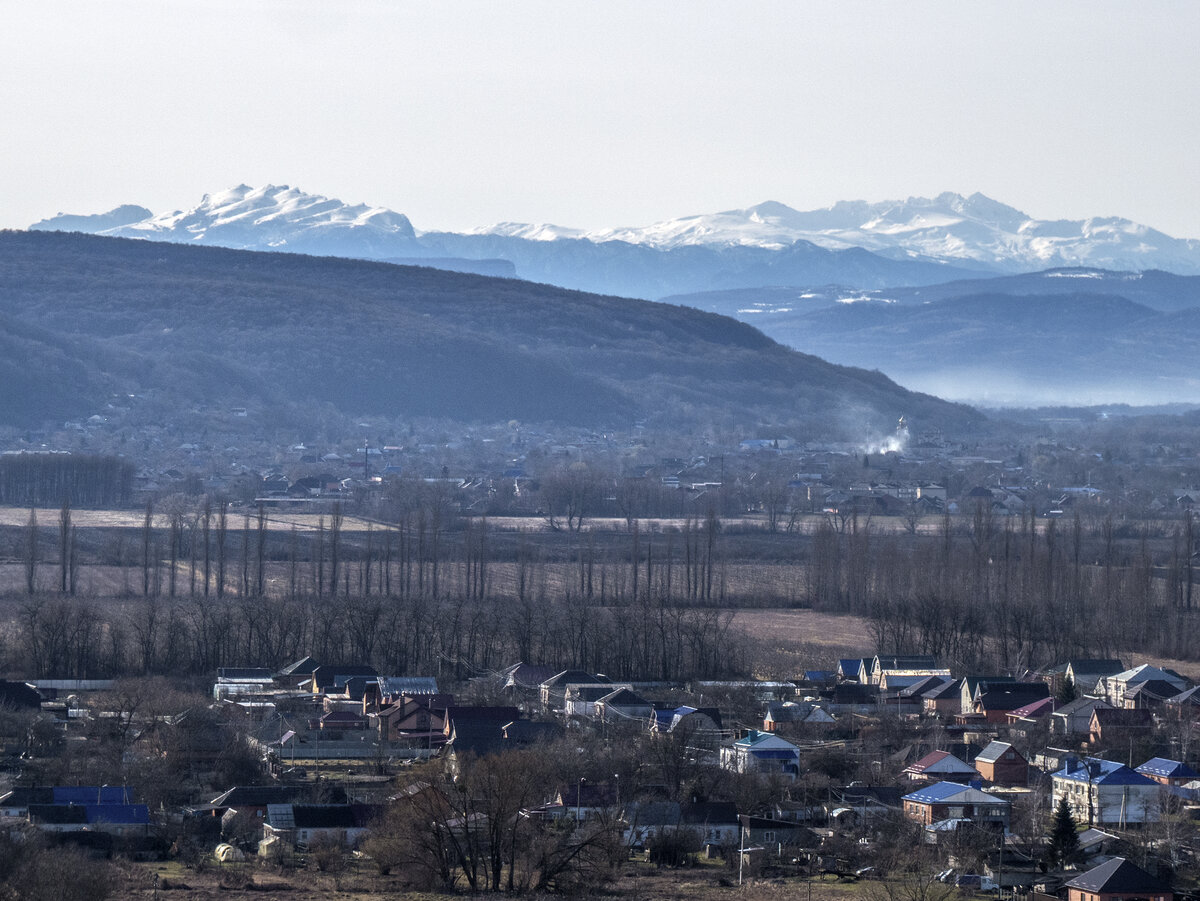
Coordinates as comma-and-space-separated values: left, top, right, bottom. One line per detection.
120, 857, 884, 901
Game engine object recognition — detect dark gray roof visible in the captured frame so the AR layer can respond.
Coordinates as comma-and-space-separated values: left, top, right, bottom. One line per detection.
1064, 857, 1171, 895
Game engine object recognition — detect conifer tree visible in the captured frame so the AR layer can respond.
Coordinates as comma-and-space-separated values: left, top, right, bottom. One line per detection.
1047, 796, 1080, 868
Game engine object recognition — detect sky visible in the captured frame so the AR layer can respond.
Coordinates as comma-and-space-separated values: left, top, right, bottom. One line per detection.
4, 1, 1200, 236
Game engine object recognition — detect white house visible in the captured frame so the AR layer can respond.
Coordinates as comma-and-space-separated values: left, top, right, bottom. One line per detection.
720, 731, 800, 781
1050, 757, 1161, 827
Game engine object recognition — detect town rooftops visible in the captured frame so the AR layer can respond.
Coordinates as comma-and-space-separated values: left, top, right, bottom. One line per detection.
1064, 857, 1172, 895
1054, 757, 1157, 786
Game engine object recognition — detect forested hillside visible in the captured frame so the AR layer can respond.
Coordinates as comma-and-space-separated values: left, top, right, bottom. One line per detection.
0, 231, 982, 434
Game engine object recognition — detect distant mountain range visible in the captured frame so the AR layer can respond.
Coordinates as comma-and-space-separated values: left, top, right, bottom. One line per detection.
33, 186, 1200, 298
0, 231, 979, 435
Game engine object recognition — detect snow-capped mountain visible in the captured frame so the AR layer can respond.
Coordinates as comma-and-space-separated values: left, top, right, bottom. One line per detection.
30, 185, 1200, 296
476, 192, 1200, 274
32, 184, 422, 257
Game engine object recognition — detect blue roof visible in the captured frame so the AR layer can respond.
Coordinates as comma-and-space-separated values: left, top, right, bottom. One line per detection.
1136, 757, 1199, 780
85, 804, 150, 825
53, 786, 132, 805
1054, 758, 1157, 786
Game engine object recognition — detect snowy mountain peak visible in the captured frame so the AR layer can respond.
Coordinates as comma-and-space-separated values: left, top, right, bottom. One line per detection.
33, 185, 420, 254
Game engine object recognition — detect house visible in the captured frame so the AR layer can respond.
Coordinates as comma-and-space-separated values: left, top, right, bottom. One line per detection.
550, 781, 619, 821
901, 782, 1010, 830
1064, 857, 1173, 901
565, 683, 632, 718
1062, 659, 1125, 697
683, 801, 740, 847
203, 785, 302, 823
366, 676, 439, 709
1135, 757, 1200, 787
763, 701, 834, 732
213, 668, 276, 700
28, 803, 151, 836
275, 656, 321, 688
960, 676, 1017, 715
1052, 697, 1114, 736
903, 750, 979, 783
501, 663, 560, 697
594, 688, 654, 724
719, 731, 800, 780
650, 706, 723, 746
309, 664, 379, 695
838, 659, 871, 683
539, 671, 608, 711
1051, 757, 1161, 826
1100, 665, 1189, 709
374, 695, 451, 745
737, 814, 818, 849
922, 679, 964, 716
974, 741, 1028, 786
1089, 707, 1152, 746
870, 655, 939, 686
1122, 680, 1184, 710
973, 682, 1050, 723
263, 803, 375, 849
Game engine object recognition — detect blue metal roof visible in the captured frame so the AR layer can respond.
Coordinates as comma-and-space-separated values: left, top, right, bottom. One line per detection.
1054, 758, 1157, 786
1136, 757, 1199, 779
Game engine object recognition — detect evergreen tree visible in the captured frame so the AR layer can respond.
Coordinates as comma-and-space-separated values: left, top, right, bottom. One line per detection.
1047, 796, 1080, 868
1057, 676, 1077, 706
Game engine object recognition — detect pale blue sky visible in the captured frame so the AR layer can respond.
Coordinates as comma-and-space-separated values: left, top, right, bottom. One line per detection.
4, 1, 1200, 236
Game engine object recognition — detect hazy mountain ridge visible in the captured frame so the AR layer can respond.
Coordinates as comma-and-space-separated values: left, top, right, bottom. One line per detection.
0, 230, 979, 433
674, 283, 1200, 407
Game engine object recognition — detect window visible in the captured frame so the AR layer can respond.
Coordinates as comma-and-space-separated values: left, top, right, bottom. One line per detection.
763, 832, 775, 842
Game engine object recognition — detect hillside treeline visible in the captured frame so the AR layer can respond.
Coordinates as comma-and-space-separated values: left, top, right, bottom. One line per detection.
0, 454, 133, 507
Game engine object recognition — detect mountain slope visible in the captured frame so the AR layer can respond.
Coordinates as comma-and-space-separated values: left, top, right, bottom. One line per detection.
707, 288, 1200, 406
0, 230, 981, 434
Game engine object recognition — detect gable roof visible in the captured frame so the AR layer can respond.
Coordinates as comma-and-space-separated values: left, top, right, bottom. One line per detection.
1009, 697, 1057, 718
905, 750, 978, 776
976, 682, 1050, 710
1064, 857, 1172, 895
1136, 758, 1200, 781
975, 741, 1025, 765
1053, 696, 1112, 717
922, 678, 963, 701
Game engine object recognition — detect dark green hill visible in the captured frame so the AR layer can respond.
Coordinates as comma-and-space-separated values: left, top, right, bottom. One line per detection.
0, 230, 981, 434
